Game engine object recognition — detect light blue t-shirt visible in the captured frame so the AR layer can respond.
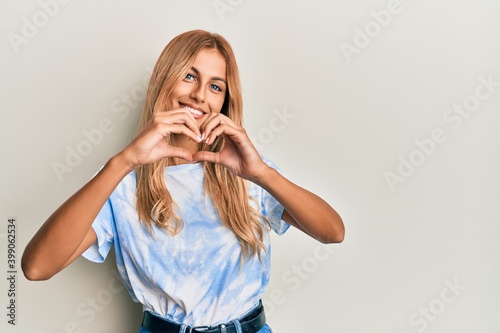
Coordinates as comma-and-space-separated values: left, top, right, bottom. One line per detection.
82, 158, 289, 326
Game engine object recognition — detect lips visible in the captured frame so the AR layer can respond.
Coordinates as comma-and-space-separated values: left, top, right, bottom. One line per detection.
179, 103, 206, 118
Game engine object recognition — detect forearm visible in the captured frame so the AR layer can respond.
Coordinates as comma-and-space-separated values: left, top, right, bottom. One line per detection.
253, 167, 344, 244
21, 153, 133, 280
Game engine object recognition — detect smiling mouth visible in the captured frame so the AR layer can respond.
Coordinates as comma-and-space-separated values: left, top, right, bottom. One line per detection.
179, 103, 205, 117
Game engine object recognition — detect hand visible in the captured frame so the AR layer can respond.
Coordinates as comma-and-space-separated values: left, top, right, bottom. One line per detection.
193, 113, 270, 181
121, 108, 202, 169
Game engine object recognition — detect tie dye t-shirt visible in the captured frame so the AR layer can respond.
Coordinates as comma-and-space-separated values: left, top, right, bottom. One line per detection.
82, 158, 289, 326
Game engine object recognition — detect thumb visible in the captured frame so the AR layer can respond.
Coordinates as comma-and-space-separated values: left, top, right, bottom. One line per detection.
192, 151, 221, 165
166, 146, 194, 162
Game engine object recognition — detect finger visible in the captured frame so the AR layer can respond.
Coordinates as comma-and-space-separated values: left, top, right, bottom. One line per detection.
204, 123, 243, 145
166, 146, 193, 162
124, 139, 193, 167
137, 122, 200, 148
153, 110, 201, 138
192, 151, 221, 165
200, 113, 231, 141
203, 116, 244, 145
155, 123, 202, 143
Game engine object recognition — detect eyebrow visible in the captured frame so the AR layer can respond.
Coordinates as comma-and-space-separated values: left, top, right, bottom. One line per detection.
191, 66, 227, 85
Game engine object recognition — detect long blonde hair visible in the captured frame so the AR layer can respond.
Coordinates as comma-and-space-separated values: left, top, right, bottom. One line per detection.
135, 30, 268, 260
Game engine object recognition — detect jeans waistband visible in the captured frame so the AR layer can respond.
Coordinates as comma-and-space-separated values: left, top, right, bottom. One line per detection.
141, 301, 266, 333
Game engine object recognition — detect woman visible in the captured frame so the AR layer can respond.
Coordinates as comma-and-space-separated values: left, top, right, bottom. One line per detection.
22, 30, 344, 333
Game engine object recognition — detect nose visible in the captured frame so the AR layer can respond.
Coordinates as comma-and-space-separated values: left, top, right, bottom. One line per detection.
190, 83, 206, 104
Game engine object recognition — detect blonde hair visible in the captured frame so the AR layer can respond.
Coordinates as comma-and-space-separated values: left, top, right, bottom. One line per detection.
135, 30, 268, 260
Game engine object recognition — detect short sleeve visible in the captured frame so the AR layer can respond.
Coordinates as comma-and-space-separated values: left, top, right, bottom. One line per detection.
82, 198, 115, 263
259, 157, 290, 236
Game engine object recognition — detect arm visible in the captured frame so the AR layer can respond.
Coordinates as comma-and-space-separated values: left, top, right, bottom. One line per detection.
253, 167, 344, 244
21, 156, 133, 281
22, 109, 202, 281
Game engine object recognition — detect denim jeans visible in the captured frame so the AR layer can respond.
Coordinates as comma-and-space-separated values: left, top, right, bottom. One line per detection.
257, 324, 273, 333
138, 323, 273, 333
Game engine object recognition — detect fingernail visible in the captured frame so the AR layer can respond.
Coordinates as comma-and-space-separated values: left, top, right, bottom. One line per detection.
199, 133, 205, 141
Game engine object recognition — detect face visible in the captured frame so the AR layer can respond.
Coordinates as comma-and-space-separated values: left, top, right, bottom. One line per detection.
170, 48, 227, 126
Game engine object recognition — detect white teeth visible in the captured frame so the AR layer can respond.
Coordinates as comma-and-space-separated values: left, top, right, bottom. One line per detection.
183, 105, 203, 116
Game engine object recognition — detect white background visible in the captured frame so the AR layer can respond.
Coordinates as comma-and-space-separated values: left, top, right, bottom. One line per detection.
1, 0, 500, 332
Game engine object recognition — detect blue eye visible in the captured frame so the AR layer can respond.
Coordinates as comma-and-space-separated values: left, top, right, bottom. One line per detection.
185, 73, 195, 80
210, 84, 221, 91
